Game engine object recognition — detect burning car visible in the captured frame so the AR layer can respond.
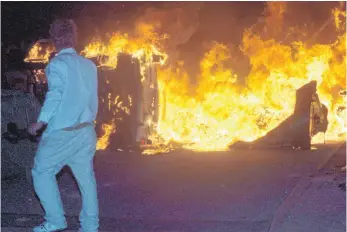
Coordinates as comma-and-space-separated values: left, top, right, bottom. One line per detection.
22, 4, 346, 154
92, 53, 161, 151
24, 40, 162, 152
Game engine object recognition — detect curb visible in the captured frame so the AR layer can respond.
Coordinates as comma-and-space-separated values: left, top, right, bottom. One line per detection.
268, 143, 345, 232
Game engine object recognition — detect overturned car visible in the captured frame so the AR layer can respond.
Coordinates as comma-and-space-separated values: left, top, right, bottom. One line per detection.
23, 39, 161, 152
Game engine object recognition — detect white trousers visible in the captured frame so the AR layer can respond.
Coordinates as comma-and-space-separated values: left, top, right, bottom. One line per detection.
32, 125, 99, 232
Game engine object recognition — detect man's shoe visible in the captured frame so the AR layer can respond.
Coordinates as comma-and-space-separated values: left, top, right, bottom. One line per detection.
33, 222, 67, 232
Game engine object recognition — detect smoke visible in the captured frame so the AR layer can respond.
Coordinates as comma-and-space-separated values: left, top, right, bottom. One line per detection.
133, 2, 203, 65
77, 2, 345, 76
137, 3, 202, 44
263, 2, 287, 38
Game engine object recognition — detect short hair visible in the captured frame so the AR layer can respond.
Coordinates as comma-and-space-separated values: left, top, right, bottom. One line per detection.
49, 19, 77, 49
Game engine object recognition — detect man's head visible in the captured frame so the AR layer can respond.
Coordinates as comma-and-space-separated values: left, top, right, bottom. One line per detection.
49, 19, 77, 52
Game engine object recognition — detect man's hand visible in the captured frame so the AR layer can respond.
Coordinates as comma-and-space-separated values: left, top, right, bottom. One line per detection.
28, 122, 46, 136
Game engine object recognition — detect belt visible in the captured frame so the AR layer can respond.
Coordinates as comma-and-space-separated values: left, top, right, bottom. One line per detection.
62, 122, 93, 131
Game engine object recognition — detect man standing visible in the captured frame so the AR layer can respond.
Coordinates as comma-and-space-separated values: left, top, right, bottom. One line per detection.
28, 19, 99, 232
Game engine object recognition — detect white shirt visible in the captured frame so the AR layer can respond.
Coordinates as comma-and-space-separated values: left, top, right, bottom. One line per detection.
38, 48, 98, 133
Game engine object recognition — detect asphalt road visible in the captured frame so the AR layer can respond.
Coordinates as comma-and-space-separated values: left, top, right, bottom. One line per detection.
1, 143, 344, 231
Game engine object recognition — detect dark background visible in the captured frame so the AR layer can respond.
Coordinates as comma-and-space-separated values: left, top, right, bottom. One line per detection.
2, 1, 342, 47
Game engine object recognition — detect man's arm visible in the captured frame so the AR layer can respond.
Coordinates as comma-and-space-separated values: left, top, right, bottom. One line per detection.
37, 59, 66, 124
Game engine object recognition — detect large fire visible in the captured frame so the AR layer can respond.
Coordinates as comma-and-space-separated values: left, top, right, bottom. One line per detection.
25, 3, 346, 153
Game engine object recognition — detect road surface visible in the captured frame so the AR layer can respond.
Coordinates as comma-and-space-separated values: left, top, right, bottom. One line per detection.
1, 142, 345, 231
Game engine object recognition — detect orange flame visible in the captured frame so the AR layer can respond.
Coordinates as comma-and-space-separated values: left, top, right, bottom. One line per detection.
333, 7, 346, 31
81, 23, 168, 71
96, 121, 116, 150
151, 7, 346, 151
24, 41, 55, 63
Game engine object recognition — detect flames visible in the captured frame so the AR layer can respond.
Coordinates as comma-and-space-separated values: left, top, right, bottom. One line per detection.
154, 31, 346, 152
96, 121, 116, 150
152, 5, 346, 152
24, 4, 346, 153
24, 41, 55, 63
333, 7, 347, 31
81, 23, 168, 70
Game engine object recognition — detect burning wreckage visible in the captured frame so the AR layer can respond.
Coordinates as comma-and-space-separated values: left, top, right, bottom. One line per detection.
7, 4, 345, 155
232, 80, 329, 149
23, 39, 163, 152
20, 36, 344, 155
